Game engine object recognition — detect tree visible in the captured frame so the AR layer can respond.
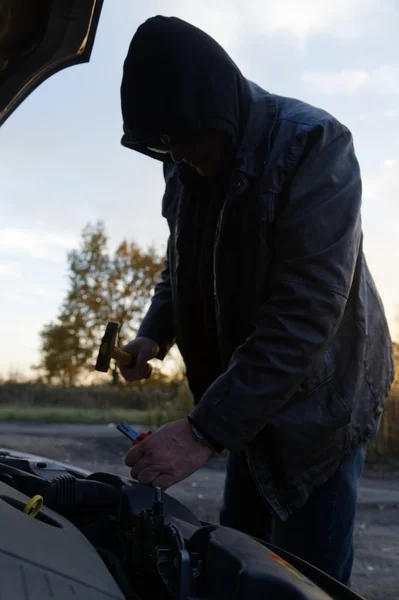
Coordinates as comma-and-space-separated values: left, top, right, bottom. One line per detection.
36, 321, 84, 386
36, 222, 165, 385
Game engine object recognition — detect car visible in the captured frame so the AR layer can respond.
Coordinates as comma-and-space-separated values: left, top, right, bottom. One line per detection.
0, 3, 366, 598
0, 0, 103, 126
0, 446, 366, 600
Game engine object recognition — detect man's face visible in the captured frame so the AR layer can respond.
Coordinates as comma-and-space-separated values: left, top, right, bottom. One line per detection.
147, 130, 232, 177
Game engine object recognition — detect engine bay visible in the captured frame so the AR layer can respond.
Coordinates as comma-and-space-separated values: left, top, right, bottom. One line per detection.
0, 450, 362, 600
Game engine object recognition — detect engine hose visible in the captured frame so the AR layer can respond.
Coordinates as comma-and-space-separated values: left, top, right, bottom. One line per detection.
45, 473, 75, 510
0, 464, 120, 512
45, 474, 120, 512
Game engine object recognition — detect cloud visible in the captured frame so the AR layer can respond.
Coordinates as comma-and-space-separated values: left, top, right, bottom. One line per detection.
31, 287, 50, 297
166, 1, 241, 53
383, 159, 396, 167
363, 158, 398, 202
0, 260, 21, 278
169, 0, 383, 54
248, 0, 379, 39
383, 108, 398, 118
302, 66, 399, 96
362, 159, 399, 335
0, 228, 78, 261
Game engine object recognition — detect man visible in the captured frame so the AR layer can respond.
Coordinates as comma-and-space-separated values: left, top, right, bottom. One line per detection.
119, 16, 394, 585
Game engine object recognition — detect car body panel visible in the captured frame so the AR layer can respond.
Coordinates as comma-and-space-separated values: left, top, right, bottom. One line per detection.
0, 0, 104, 126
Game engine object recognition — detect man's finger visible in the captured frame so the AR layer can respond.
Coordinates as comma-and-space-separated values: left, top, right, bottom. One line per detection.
152, 474, 175, 491
122, 352, 151, 381
119, 343, 144, 379
136, 466, 162, 486
135, 348, 152, 379
119, 353, 140, 381
127, 451, 158, 479
125, 443, 146, 467
130, 458, 146, 480
120, 358, 144, 381
119, 365, 137, 382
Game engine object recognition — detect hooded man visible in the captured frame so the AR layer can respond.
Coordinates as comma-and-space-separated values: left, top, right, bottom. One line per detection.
119, 16, 394, 585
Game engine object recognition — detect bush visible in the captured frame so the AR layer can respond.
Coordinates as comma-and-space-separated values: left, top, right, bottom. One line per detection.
147, 380, 195, 427
367, 390, 399, 459
0, 381, 187, 410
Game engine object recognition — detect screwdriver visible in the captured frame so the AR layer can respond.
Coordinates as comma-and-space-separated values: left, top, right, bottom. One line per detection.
116, 421, 152, 446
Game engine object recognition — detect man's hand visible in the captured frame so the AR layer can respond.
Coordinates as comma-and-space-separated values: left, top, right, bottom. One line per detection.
119, 337, 160, 381
125, 418, 214, 490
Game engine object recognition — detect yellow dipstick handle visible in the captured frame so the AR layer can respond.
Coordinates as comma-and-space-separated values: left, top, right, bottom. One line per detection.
23, 495, 43, 518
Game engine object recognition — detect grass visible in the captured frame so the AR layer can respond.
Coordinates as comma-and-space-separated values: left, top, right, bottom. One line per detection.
0, 381, 185, 410
0, 382, 398, 459
0, 405, 151, 425
0, 380, 195, 427
0, 389, 194, 426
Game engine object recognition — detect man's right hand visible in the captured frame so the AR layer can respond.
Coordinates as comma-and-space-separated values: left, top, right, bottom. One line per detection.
119, 337, 160, 382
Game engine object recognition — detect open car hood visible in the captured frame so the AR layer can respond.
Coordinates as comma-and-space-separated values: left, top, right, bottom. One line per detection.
0, 446, 367, 600
0, 0, 103, 127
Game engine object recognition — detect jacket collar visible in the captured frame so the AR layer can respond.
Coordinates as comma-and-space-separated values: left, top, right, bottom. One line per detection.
235, 84, 278, 179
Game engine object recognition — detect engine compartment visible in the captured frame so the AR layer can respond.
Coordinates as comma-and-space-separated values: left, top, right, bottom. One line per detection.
0, 451, 362, 600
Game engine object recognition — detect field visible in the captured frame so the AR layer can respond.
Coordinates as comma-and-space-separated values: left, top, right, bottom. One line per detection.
0, 380, 193, 427
0, 381, 398, 458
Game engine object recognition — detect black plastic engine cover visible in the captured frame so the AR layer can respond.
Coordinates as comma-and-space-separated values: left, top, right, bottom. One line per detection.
206, 526, 334, 600
118, 482, 202, 529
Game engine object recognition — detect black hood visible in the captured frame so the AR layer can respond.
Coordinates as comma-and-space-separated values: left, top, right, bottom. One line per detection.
120, 16, 250, 162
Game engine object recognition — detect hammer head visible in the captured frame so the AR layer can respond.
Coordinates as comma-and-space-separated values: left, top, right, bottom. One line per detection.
95, 321, 120, 372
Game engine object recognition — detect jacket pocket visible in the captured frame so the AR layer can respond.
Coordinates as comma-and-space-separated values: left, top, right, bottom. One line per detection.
296, 347, 335, 397
263, 381, 350, 478
288, 378, 351, 434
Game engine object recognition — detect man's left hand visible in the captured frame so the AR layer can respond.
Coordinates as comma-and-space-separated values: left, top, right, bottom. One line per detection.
125, 418, 214, 490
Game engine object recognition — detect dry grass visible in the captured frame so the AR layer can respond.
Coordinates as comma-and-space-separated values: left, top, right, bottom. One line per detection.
0, 380, 186, 410
0, 380, 195, 427
0, 405, 149, 424
0, 382, 398, 458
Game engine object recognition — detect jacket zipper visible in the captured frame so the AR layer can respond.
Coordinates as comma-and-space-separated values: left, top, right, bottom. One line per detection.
213, 177, 245, 368
173, 191, 185, 349
213, 175, 278, 519
213, 215, 224, 366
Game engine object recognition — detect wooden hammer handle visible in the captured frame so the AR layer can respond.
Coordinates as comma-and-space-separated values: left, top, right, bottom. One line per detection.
110, 347, 136, 367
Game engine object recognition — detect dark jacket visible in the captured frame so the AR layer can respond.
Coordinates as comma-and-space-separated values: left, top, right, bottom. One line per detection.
121, 16, 395, 520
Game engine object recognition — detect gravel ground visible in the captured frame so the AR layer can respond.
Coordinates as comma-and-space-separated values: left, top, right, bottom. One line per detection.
1, 423, 399, 600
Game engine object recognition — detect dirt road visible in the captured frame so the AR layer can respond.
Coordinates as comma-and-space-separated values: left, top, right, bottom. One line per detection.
1, 422, 398, 600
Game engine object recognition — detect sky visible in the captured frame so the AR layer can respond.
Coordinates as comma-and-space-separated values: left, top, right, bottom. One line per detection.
0, 0, 398, 378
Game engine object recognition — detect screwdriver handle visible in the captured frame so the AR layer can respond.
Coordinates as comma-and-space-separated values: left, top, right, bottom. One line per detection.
132, 431, 152, 446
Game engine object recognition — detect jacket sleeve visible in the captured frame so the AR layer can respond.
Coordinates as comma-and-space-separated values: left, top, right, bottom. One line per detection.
137, 237, 175, 359
189, 123, 363, 452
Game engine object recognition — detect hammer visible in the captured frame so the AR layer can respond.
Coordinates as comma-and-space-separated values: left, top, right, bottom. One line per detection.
95, 321, 139, 373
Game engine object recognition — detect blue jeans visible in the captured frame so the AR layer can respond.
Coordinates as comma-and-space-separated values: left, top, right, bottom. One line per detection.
220, 443, 366, 586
